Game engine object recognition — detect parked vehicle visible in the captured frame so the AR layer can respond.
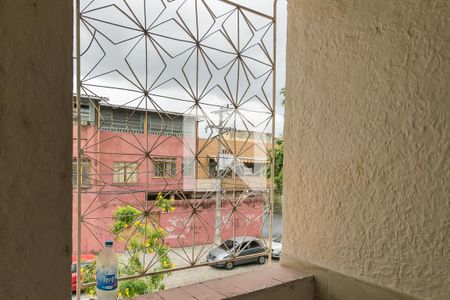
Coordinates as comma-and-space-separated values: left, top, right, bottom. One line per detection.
271, 235, 282, 258
71, 254, 95, 292
206, 237, 267, 270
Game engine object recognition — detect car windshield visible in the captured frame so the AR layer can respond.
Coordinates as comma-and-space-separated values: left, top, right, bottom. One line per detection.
273, 236, 282, 243
219, 240, 235, 250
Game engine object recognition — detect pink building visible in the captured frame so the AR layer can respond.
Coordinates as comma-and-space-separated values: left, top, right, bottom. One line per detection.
73, 95, 265, 254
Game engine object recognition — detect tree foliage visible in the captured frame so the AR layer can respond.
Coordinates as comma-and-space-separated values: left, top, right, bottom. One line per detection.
274, 139, 284, 195
273, 87, 285, 213
81, 193, 175, 298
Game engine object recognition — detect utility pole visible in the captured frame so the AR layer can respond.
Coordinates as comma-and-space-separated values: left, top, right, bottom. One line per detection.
215, 112, 223, 244
209, 106, 232, 244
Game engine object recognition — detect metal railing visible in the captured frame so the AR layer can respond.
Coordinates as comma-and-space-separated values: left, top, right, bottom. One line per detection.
74, 0, 277, 298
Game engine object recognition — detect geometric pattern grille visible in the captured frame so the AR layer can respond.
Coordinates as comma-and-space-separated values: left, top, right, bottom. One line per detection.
75, 0, 276, 296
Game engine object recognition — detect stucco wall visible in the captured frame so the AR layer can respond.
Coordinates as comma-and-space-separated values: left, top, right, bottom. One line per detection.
283, 1, 449, 300
0, 0, 72, 299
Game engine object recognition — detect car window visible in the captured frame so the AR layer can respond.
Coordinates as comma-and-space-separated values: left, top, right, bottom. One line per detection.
219, 240, 235, 250
249, 241, 261, 248
273, 236, 282, 243
241, 241, 251, 250
233, 241, 247, 251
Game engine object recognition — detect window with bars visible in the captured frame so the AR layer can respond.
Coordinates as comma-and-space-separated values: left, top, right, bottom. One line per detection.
73, 0, 276, 294
154, 158, 177, 178
113, 162, 139, 183
72, 159, 90, 188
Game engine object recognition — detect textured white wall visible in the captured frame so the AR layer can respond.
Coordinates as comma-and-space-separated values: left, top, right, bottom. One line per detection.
283, 1, 449, 299
0, 1, 72, 298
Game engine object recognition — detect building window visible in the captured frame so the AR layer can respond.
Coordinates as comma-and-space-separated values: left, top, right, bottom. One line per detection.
182, 158, 195, 177
72, 159, 90, 188
154, 158, 176, 178
113, 162, 138, 183
243, 162, 254, 175
148, 115, 184, 136
101, 107, 143, 133
208, 158, 217, 178
73, 102, 92, 124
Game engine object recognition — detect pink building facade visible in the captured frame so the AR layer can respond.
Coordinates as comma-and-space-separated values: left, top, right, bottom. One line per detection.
73, 96, 265, 254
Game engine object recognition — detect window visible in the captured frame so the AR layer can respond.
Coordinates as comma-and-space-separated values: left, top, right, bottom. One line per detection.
101, 107, 143, 132
72, 0, 277, 290
243, 162, 254, 175
219, 240, 235, 250
148, 114, 184, 136
248, 240, 261, 249
154, 158, 176, 178
238, 241, 250, 251
148, 114, 163, 134
72, 159, 90, 188
182, 158, 195, 177
208, 158, 217, 178
73, 102, 92, 124
113, 162, 138, 183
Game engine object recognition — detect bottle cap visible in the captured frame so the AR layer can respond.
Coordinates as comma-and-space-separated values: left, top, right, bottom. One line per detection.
105, 240, 113, 247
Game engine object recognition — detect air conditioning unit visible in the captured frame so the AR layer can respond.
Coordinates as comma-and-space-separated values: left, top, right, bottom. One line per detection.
80, 120, 91, 126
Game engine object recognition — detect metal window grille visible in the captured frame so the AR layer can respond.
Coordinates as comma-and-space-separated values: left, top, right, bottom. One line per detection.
74, 0, 277, 298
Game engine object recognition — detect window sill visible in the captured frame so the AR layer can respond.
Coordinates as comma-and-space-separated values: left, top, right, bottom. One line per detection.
132, 265, 314, 300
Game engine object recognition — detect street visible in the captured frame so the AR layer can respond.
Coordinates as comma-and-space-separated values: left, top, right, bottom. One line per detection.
164, 258, 279, 289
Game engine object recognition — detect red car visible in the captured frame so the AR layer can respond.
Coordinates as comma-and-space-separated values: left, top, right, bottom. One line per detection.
71, 255, 95, 292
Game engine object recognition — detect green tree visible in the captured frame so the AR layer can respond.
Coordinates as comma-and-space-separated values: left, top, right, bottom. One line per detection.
81, 192, 175, 298
272, 87, 285, 213
274, 139, 284, 195
272, 138, 284, 214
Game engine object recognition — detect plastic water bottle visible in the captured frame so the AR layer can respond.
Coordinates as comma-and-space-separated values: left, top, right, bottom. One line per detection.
96, 241, 118, 300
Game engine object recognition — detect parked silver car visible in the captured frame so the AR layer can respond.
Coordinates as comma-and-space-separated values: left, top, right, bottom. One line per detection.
206, 237, 267, 270
271, 235, 282, 258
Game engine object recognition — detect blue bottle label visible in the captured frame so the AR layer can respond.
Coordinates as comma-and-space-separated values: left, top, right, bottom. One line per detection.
96, 270, 118, 291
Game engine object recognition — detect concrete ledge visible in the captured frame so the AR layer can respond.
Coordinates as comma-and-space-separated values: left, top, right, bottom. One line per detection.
133, 265, 314, 300
281, 255, 422, 300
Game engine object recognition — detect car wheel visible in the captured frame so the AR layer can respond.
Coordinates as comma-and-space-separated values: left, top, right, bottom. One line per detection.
224, 261, 234, 270
257, 256, 266, 264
